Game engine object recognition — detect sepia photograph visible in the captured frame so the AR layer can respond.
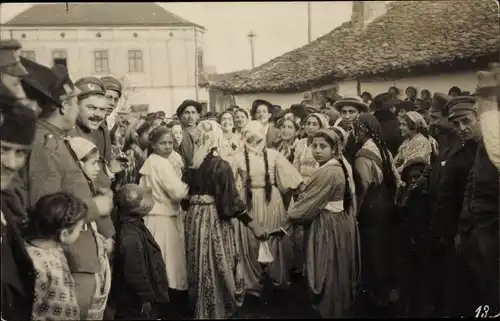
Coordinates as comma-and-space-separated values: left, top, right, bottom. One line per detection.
0, 1, 499, 320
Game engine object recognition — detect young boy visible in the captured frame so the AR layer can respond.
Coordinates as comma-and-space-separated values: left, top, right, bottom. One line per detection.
111, 184, 169, 320
396, 157, 433, 317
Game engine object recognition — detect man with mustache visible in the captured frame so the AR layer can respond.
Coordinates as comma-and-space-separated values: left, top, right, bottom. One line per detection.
428, 96, 480, 317
25, 65, 114, 320
177, 99, 202, 167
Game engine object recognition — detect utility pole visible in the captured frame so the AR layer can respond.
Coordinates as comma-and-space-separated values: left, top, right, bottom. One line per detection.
307, 2, 312, 43
248, 31, 256, 68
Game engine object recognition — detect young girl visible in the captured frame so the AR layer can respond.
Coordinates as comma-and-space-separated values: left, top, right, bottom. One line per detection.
139, 126, 189, 316
233, 120, 304, 297
273, 129, 360, 318
234, 108, 250, 140
21, 192, 87, 321
67, 137, 113, 320
218, 110, 242, 165
276, 118, 300, 164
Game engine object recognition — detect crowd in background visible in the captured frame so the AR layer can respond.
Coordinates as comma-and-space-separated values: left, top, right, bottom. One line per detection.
1, 37, 500, 321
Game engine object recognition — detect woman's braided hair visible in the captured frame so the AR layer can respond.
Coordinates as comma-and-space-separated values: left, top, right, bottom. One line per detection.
21, 192, 87, 241
243, 145, 272, 211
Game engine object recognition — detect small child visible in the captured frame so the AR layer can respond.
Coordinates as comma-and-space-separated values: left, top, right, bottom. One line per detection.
111, 184, 169, 320
67, 136, 112, 320
21, 192, 87, 321
396, 157, 433, 317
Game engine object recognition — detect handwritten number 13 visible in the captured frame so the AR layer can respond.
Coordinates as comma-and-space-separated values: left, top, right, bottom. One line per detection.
476, 305, 490, 318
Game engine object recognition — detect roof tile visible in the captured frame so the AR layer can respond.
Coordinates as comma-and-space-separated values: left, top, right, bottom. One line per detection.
214, 0, 499, 93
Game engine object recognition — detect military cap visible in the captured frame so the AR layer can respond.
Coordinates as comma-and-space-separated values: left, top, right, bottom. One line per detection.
100, 76, 122, 97
176, 99, 203, 117
333, 97, 370, 113
250, 99, 274, 117
429, 92, 451, 113
0, 98, 37, 145
443, 96, 476, 120
18, 57, 63, 107
75, 77, 106, 98
0, 39, 28, 77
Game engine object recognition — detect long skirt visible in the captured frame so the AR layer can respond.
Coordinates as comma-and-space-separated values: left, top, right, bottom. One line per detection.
185, 200, 245, 319
145, 213, 187, 290
304, 210, 360, 318
234, 186, 293, 296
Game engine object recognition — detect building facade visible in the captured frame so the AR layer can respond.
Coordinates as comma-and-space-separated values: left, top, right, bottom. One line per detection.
1, 3, 209, 116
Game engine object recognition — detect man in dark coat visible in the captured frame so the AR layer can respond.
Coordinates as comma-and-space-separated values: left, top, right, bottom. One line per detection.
1, 99, 38, 321
177, 99, 202, 167
428, 96, 481, 317
371, 92, 403, 156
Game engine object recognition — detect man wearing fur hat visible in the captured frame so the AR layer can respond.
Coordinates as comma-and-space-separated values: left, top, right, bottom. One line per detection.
1, 100, 38, 321
25, 65, 114, 320
176, 99, 202, 167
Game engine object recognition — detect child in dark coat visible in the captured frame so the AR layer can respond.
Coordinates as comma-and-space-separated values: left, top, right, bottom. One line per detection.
396, 158, 433, 317
111, 184, 169, 320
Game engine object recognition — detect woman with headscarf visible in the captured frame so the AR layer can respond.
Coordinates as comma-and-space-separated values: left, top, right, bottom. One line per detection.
232, 121, 304, 297
181, 120, 267, 319
276, 118, 300, 164
272, 128, 360, 317
352, 113, 399, 314
293, 113, 329, 184
394, 111, 437, 174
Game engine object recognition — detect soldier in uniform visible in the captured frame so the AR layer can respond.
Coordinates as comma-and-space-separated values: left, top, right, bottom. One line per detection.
428, 96, 481, 317
26, 65, 114, 320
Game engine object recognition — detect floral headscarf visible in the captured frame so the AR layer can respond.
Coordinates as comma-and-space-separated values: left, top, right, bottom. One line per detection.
404, 111, 428, 131
242, 120, 267, 154
192, 120, 224, 169
305, 112, 329, 129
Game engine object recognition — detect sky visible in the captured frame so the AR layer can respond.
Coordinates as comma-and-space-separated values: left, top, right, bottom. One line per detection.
0, 2, 353, 74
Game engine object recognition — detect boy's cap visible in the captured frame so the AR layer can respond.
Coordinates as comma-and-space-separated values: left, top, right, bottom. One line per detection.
67, 137, 98, 160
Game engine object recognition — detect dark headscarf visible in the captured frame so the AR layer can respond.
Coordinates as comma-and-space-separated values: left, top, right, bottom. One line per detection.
354, 113, 398, 198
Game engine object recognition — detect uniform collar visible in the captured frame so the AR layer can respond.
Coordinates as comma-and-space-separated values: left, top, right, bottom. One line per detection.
37, 119, 68, 137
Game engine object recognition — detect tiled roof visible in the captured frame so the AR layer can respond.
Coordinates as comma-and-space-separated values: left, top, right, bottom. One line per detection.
213, 0, 499, 94
200, 69, 251, 87
3, 3, 204, 29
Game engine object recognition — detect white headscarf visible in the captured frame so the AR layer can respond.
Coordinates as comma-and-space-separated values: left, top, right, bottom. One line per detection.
243, 120, 267, 154
405, 111, 428, 131
191, 120, 224, 169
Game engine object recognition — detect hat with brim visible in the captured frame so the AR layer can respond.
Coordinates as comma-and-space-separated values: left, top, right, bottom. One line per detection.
443, 96, 476, 120
20, 57, 62, 107
0, 39, 28, 77
100, 76, 122, 97
333, 97, 370, 113
176, 99, 203, 117
429, 92, 451, 114
250, 99, 274, 117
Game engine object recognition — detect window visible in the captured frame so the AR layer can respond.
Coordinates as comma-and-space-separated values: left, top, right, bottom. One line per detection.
94, 50, 109, 73
52, 49, 67, 68
20, 50, 36, 62
128, 50, 144, 72
196, 48, 204, 74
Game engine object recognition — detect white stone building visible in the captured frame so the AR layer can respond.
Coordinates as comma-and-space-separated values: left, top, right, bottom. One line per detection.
211, 1, 499, 110
1, 2, 209, 116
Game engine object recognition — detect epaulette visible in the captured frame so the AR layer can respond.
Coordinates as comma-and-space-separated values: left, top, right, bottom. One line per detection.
42, 132, 59, 151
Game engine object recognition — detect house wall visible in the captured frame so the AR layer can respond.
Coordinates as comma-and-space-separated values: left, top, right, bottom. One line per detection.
1, 26, 207, 115
233, 92, 306, 112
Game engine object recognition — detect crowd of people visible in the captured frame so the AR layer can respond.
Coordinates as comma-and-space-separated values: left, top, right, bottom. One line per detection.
1, 37, 499, 321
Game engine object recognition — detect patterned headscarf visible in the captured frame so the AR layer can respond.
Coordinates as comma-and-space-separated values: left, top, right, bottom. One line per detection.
305, 112, 329, 129
353, 113, 384, 145
404, 111, 428, 131
331, 126, 349, 150
243, 120, 267, 154
192, 120, 224, 169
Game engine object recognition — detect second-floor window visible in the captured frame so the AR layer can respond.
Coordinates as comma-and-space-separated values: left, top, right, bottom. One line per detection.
128, 50, 144, 72
52, 49, 67, 68
196, 48, 204, 74
21, 50, 36, 62
94, 50, 109, 73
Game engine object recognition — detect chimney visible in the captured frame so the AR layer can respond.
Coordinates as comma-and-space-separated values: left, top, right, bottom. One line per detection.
351, 1, 388, 29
